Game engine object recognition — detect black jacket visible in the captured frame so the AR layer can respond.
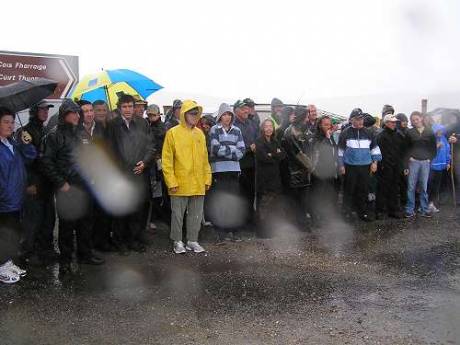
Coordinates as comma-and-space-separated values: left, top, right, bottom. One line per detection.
312, 132, 337, 180
377, 126, 406, 169
15, 117, 49, 192
149, 119, 166, 157
255, 136, 286, 193
405, 127, 436, 164
281, 125, 314, 188
106, 116, 155, 172
40, 123, 85, 189
79, 121, 106, 145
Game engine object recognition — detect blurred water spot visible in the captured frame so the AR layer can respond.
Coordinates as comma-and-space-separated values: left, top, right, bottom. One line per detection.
55, 185, 88, 220
106, 266, 146, 303
207, 191, 247, 229
76, 144, 142, 216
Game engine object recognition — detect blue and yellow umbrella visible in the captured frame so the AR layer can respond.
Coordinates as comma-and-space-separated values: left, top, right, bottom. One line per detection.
71, 69, 162, 110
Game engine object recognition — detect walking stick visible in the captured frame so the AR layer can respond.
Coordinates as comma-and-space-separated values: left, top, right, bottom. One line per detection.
451, 141, 456, 206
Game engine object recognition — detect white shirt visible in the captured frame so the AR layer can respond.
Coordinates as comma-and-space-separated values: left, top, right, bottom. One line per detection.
1, 137, 14, 154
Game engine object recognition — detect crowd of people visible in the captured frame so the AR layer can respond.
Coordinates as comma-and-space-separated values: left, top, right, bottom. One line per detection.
1, 94, 459, 284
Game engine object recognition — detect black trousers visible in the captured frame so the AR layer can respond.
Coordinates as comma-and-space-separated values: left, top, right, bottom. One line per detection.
239, 167, 256, 224
92, 204, 113, 249
0, 211, 22, 264
56, 186, 94, 263
399, 172, 408, 207
287, 187, 309, 227
343, 164, 370, 216
376, 164, 401, 214
208, 172, 241, 233
21, 192, 56, 256
428, 170, 443, 203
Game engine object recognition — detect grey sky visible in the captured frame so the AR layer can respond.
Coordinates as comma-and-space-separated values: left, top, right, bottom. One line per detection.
3, 0, 460, 115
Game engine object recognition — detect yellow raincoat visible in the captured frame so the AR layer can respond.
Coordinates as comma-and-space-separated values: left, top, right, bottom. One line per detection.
162, 100, 212, 196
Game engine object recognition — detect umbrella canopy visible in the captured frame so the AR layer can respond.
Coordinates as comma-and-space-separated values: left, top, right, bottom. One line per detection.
71, 69, 163, 110
0, 78, 58, 113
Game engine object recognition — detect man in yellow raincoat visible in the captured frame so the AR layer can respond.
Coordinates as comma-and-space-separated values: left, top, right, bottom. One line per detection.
162, 100, 212, 254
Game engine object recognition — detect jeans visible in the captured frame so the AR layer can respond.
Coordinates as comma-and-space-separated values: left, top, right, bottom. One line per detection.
406, 159, 430, 214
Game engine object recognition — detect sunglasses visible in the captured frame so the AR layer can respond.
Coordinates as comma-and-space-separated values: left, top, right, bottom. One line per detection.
186, 110, 200, 116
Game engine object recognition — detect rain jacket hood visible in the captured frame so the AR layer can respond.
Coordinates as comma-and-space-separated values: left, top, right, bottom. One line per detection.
215, 103, 235, 124
58, 99, 80, 126
179, 100, 203, 128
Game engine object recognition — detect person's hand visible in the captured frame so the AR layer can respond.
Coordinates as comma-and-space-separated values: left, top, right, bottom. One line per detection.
133, 161, 145, 175
449, 135, 457, 144
267, 153, 272, 157
437, 142, 443, 149
404, 169, 409, 176
339, 166, 346, 175
326, 129, 332, 138
60, 182, 70, 193
370, 162, 378, 173
26, 185, 37, 195
205, 184, 211, 191
276, 149, 281, 153
169, 187, 178, 194
250, 143, 256, 152
447, 164, 451, 171
21, 131, 32, 144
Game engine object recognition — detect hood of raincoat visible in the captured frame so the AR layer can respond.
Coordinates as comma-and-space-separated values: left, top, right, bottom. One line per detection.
58, 99, 80, 126
432, 123, 447, 136
215, 103, 235, 124
179, 100, 203, 128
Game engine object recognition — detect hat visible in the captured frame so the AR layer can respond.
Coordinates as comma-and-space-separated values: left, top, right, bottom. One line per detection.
134, 98, 148, 106
383, 114, 398, 123
382, 104, 395, 116
349, 108, 364, 119
233, 99, 246, 109
395, 113, 408, 122
243, 98, 255, 107
271, 98, 284, 108
146, 104, 160, 115
36, 100, 54, 109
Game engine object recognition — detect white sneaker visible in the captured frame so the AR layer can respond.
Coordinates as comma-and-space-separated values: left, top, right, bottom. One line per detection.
173, 241, 186, 254
186, 241, 206, 253
0, 267, 20, 284
3, 260, 26, 277
428, 202, 440, 213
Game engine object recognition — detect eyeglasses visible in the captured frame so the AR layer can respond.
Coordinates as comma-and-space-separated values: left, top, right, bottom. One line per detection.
147, 113, 160, 116
186, 110, 200, 116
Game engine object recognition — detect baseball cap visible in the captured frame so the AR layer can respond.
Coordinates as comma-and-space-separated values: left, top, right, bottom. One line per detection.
383, 114, 398, 123
349, 108, 364, 119
36, 100, 54, 108
146, 104, 161, 115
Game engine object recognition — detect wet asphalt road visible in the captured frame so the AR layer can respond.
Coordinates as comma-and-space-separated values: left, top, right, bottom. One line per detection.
1, 208, 460, 345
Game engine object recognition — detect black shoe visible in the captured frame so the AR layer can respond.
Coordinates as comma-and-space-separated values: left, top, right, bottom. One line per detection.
129, 242, 146, 253
388, 212, 403, 219
59, 262, 72, 275
375, 212, 384, 220
78, 255, 105, 265
360, 214, 373, 222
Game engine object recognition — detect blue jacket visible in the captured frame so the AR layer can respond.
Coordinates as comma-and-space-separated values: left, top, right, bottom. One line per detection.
431, 124, 450, 171
338, 126, 382, 167
0, 137, 36, 213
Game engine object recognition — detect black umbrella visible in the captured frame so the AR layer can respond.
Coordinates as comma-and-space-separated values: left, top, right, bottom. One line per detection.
0, 78, 58, 113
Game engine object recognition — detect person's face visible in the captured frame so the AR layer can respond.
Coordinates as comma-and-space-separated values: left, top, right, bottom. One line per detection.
94, 104, 108, 123
65, 111, 80, 126
235, 106, 250, 120
174, 107, 181, 119
263, 120, 274, 137
351, 117, 364, 129
201, 123, 211, 133
81, 104, 94, 125
273, 105, 283, 115
400, 121, 408, 128
37, 107, 50, 122
423, 116, 433, 127
185, 108, 200, 127
411, 115, 423, 128
319, 118, 332, 135
147, 112, 160, 124
308, 106, 318, 122
220, 113, 233, 127
134, 104, 145, 117
289, 113, 296, 124
0, 115, 14, 138
120, 102, 134, 120
386, 121, 397, 130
